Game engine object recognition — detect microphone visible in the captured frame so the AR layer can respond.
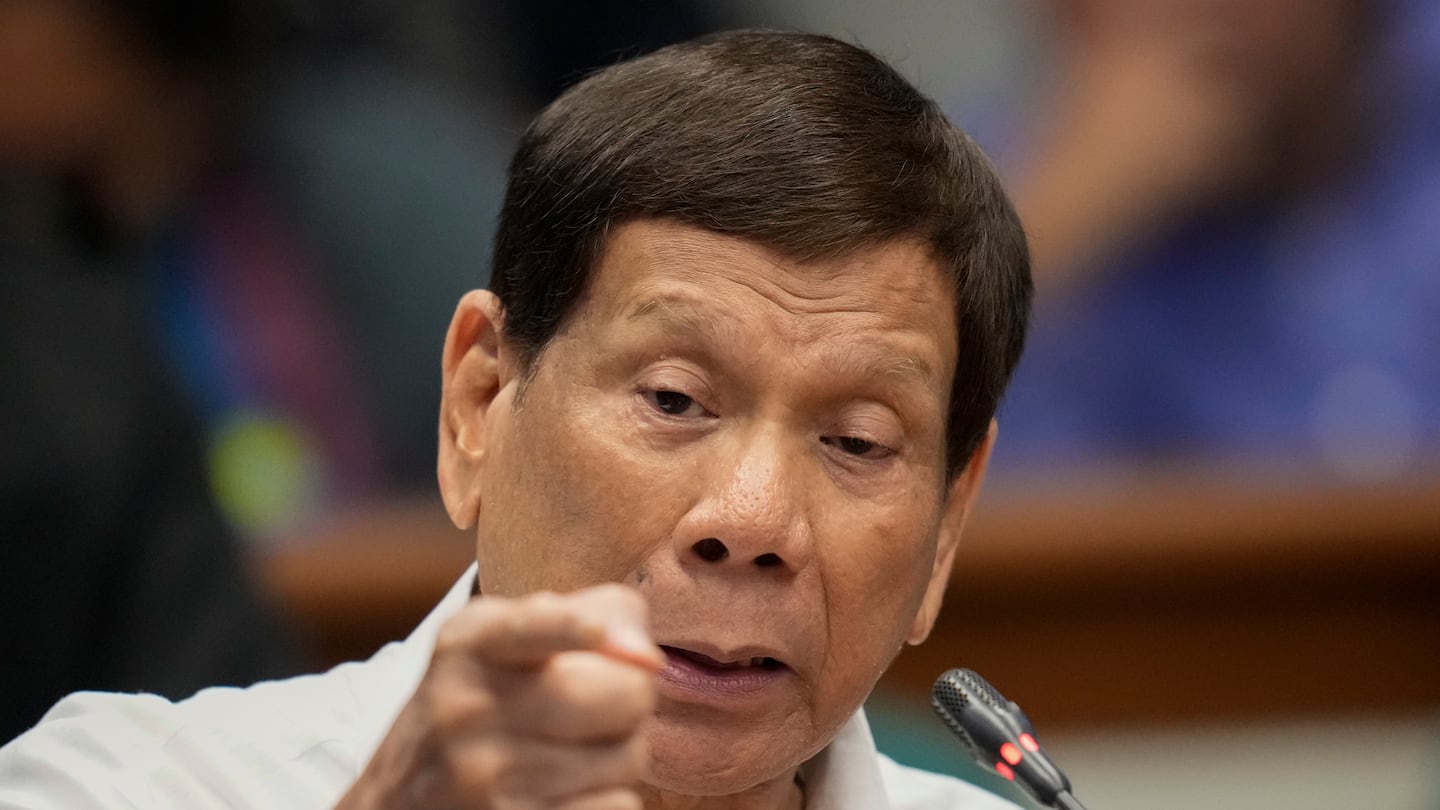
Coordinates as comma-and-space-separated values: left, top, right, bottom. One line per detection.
931, 668, 1089, 810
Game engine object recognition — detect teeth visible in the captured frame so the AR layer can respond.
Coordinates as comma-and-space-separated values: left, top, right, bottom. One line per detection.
663, 646, 779, 670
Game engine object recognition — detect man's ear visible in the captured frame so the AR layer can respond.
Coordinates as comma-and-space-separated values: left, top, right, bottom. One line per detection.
907, 419, 998, 645
437, 290, 510, 530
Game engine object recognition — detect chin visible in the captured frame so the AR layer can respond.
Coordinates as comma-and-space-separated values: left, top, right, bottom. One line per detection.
643, 714, 813, 797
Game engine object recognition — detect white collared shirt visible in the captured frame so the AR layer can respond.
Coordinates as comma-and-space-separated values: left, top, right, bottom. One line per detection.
0, 565, 1021, 809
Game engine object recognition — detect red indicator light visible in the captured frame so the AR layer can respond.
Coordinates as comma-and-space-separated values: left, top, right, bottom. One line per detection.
995, 762, 1015, 781
1019, 733, 1040, 753
999, 742, 1023, 765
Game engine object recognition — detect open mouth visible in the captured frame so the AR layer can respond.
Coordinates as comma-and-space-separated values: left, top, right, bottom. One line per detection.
656, 644, 792, 699
660, 645, 787, 672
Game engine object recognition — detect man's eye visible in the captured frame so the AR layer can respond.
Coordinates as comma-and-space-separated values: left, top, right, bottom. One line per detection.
821, 435, 890, 459
644, 389, 707, 417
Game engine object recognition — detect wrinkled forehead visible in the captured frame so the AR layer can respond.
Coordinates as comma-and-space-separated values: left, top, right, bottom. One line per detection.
580, 218, 955, 335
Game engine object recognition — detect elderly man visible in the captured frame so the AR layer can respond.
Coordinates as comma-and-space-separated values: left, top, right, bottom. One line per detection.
0, 31, 1031, 810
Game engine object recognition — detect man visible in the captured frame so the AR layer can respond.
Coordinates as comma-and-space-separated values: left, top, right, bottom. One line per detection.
0, 31, 1031, 809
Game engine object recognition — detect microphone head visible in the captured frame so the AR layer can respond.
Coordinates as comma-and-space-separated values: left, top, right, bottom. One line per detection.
930, 669, 985, 757
932, 668, 1072, 806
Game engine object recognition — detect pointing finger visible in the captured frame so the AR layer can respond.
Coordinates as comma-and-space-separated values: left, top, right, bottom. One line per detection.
437, 586, 662, 670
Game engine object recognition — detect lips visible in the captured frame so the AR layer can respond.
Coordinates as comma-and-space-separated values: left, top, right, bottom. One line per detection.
661, 645, 785, 671
656, 643, 792, 701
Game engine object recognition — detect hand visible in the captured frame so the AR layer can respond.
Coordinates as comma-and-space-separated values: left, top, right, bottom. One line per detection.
337, 584, 664, 810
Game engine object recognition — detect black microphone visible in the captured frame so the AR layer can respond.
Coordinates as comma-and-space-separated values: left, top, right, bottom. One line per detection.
931, 668, 1089, 810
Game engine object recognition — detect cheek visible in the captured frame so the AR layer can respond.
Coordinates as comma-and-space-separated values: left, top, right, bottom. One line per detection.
799, 515, 940, 748
832, 486, 942, 593
480, 391, 674, 594
817, 504, 942, 668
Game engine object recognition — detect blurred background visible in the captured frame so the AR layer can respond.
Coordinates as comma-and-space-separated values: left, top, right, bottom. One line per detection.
1, 1, 1436, 808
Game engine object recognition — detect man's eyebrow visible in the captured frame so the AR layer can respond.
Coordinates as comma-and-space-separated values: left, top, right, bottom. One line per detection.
629, 296, 940, 388
832, 344, 940, 391
627, 296, 692, 319
623, 297, 761, 367
872, 352, 938, 385
627, 298, 665, 319
625, 297, 735, 342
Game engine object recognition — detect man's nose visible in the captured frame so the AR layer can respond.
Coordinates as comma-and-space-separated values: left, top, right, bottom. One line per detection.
672, 429, 812, 573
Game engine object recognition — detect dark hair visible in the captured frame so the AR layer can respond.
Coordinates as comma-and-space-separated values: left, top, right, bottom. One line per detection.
490, 30, 1031, 478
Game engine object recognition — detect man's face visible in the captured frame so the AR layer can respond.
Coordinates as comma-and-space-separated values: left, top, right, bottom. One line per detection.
448, 219, 984, 795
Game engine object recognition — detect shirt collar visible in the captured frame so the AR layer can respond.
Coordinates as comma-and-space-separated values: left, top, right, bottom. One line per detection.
799, 710, 892, 810
350, 562, 483, 764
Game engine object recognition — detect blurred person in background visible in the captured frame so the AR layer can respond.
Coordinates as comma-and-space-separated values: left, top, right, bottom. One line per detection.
987, 0, 1439, 480
0, 0, 301, 741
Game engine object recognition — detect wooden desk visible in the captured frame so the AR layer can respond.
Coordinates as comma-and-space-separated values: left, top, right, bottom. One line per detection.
258, 466, 1440, 730
889, 465, 1440, 729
